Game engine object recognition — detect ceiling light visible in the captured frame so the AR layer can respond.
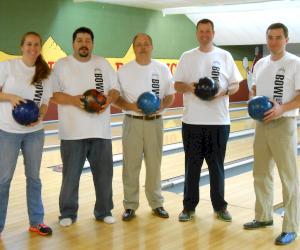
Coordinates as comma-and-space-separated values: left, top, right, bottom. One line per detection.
162, 0, 300, 15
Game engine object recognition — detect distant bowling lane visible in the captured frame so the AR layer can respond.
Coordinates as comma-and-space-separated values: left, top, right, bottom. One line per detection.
43, 117, 256, 154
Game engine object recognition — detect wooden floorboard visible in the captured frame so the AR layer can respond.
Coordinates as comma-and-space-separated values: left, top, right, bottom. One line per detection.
1, 153, 300, 250
3, 104, 300, 249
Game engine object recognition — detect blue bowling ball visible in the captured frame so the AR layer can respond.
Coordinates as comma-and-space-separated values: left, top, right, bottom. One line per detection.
137, 92, 160, 115
194, 77, 219, 101
12, 99, 39, 125
248, 96, 273, 121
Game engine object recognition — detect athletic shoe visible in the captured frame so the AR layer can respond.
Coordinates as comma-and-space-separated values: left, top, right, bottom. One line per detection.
215, 209, 232, 222
178, 210, 195, 222
29, 224, 52, 236
59, 218, 73, 227
103, 216, 116, 224
275, 232, 297, 245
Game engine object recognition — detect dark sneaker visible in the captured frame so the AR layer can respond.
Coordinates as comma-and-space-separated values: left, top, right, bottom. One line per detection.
178, 210, 195, 222
122, 209, 135, 221
152, 207, 169, 218
275, 232, 297, 245
243, 220, 273, 230
29, 224, 52, 236
215, 209, 232, 222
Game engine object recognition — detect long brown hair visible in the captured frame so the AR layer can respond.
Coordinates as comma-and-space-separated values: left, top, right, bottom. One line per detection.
20, 32, 50, 85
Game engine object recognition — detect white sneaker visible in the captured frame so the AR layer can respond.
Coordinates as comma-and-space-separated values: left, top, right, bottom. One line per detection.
103, 216, 116, 224
59, 218, 73, 227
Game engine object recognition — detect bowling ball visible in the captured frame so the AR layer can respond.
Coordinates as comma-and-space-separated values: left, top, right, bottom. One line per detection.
82, 89, 107, 113
194, 77, 219, 101
12, 99, 39, 126
137, 91, 160, 115
248, 96, 273, 121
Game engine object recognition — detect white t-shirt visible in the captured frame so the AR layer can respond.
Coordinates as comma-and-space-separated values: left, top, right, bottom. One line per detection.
253, 52, 300, 117
117, 59, 175, 115
174, 47, 243, 125
52, 55, 118, 140
0, 59, 52, 133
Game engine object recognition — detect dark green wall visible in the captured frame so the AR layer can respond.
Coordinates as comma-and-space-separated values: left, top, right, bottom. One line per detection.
220, 45, 262, 60
0, 0, 197, 58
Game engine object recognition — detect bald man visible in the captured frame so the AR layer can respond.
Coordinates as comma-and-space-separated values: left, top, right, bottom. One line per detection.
115, 33, 175, 221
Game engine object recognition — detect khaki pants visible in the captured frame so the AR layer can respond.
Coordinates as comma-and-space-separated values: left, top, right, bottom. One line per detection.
253, 117, 300, 232
122, 116, 164, 210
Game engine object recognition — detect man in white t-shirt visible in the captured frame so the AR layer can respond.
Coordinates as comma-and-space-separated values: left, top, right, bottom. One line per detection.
174, 19, 242, 222
52, 27, 120, 226
116, 33, 175, 221
244, 23, 300, 246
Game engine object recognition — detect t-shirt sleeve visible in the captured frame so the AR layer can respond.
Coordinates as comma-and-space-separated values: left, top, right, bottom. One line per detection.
252, 59, 263, 85
51, 61, 64, 92
174, 54, 187, 82
294, 58, 300, 91
105, 61, 119, 92
116, 70, 123, 96
41, 76, 53, 105
0, 60, 9, 88
252, 61, 260, 86
164, 65, 176, 96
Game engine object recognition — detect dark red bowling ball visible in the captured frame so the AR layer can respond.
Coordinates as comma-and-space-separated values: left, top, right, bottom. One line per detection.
82, 89, 107, 113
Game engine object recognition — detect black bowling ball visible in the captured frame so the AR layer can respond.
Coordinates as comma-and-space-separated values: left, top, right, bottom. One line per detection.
194, 77, 219, 101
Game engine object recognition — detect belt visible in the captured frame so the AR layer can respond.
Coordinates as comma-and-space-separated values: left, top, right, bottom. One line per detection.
125, 114, 161, 120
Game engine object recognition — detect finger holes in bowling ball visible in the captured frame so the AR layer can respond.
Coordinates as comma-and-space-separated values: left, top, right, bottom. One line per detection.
194, 77, 219, 101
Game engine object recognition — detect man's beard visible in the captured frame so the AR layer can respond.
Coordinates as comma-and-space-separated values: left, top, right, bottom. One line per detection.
79, 47, 89, 57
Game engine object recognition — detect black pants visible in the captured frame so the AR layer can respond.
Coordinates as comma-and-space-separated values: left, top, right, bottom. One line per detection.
182, 123, 230, 211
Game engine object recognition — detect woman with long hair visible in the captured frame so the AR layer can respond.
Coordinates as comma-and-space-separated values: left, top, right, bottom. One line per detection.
0, 32, 52, 236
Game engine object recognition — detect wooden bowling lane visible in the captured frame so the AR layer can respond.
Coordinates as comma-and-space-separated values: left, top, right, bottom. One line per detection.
159, 136, 254, 182
43, 113, 248, 133
36, 130, 255, 183
230, 109, 248, 119
230, 117, 255, 132
43, 121, 58, 131
229, 101, 247, 108
42, 107, 186, 131
202, 162, 284, 210
40, 125, 300, 188
3, 145, 300, 250
159, 126, 300, 182
43, 104, 248, 131
43, 116, 255, 151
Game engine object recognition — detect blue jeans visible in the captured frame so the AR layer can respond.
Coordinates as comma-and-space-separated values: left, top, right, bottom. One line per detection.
59, 138, 113, 221
0, 129, 45, 233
